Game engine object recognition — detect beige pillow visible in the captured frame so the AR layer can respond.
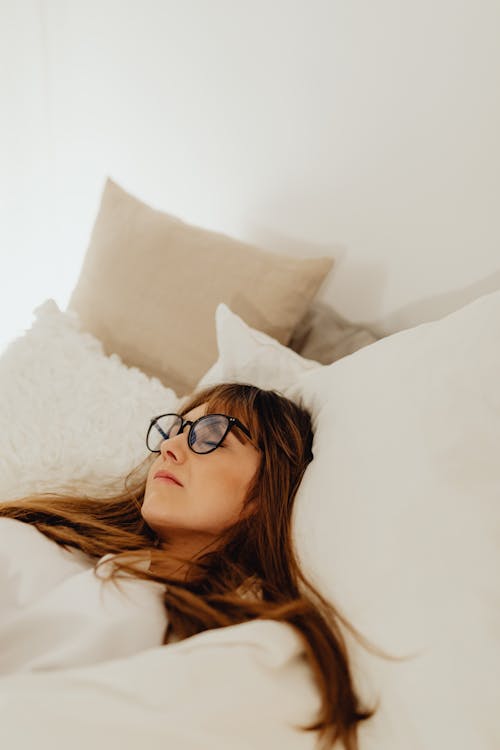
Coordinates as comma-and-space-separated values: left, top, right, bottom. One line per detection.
68, 179, 333, 395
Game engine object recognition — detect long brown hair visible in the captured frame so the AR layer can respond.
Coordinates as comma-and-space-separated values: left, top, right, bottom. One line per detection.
0, 383, 402, 750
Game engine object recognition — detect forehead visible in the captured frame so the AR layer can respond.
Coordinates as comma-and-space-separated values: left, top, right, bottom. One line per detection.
184, 403, 208, 421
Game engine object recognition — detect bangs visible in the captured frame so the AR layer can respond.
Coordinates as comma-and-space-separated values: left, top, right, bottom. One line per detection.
205, 394, 257, 446
180, 384, 261, 449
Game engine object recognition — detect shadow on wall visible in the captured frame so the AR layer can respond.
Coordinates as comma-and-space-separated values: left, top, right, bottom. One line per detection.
378, 269, 500, 336
242, 214, 500, 354
249, 223, 500, 341
246, 226, 387, 356
247, 226, 386, 321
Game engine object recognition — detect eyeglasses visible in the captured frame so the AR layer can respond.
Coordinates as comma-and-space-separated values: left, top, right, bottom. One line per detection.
146, 413, 252, 455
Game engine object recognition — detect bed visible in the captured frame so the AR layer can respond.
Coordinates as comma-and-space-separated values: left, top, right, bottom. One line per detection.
0, 178, 498, 749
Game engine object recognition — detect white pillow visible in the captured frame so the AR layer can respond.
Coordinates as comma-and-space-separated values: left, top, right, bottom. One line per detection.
0, 300, 179, 501
197, 303, 321, 392
198, 297, 500, 750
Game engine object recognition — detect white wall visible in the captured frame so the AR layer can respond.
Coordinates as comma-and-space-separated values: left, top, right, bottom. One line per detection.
1, 0, 500, 353
0, 1, 53, 349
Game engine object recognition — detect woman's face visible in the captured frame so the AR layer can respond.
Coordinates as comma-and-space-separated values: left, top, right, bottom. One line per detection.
142, 403, 261, 547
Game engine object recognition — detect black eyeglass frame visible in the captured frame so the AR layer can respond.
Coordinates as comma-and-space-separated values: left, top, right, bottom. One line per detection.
146, 412, 252, 455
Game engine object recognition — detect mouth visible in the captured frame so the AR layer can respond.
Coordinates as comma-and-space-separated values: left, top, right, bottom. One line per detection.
153, 471, 183, 487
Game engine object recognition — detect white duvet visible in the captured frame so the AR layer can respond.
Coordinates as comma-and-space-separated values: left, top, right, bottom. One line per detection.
0, 518, 167, 674
0, 518, 321, 749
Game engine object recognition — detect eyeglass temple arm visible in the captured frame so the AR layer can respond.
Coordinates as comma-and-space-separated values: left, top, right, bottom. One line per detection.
233, 418, 252, 440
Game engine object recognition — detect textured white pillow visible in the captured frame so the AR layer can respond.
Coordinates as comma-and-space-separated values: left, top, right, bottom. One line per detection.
0, 300, 179, 501
197, 297, 500, 750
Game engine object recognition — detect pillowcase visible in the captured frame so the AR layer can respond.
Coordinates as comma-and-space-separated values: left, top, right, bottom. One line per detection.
67, 178, 333, 396
197, 303, 321, 392
196, 296, 500, 749
0, 300, 179, 502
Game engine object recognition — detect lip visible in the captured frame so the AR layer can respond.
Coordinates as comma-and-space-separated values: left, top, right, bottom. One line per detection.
154, 471, 183, 487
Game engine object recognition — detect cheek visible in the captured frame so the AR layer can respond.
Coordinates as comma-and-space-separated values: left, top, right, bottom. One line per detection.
140, 479, 157, 518
222, 460, 259, 505
194, 464, 249, 515
144, 469, 157, 497
144, 463, 157, 495
142, 472, 168, 514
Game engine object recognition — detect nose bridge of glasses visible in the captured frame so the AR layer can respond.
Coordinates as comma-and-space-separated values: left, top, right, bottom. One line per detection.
163, 418, 195, 452
178, 417, 194, 437
158, 420, 187, 454
160, 416, 191, 444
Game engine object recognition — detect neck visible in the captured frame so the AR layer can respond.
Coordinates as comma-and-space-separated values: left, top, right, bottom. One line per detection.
150, 532, 220, 582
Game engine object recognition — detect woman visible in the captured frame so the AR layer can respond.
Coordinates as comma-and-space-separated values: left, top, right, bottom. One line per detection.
0, 382, 392, 750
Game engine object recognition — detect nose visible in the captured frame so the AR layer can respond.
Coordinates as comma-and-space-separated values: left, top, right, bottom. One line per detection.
159, 431, 188, 462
